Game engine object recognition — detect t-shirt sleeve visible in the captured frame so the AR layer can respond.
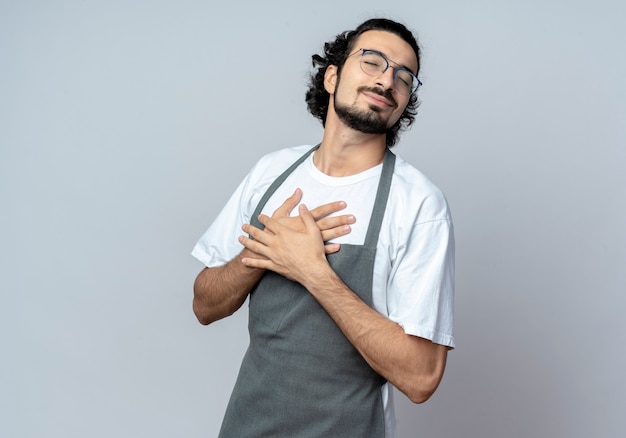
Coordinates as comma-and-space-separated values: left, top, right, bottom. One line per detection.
191, 169, 258, 268
191, 146, 309, 268
386, 194, 456, 348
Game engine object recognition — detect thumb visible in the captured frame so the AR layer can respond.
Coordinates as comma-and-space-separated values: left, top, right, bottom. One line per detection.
299, 203, 317, 230
274, 188, 303, 217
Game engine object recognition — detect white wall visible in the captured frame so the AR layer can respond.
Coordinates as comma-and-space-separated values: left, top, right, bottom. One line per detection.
3, 1, 625, 437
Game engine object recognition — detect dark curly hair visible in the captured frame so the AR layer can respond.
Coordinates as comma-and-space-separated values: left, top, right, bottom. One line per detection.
305, 18, 421, 148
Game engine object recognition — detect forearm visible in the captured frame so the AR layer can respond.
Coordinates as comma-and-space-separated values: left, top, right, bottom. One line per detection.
238, 206, 448, 402
302, 266, 448, 404
193, 249, 265, 325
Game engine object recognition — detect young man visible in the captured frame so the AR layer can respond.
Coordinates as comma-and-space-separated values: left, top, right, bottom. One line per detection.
192, 18, 455, 437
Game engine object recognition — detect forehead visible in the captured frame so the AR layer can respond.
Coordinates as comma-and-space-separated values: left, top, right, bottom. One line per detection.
352, 30, 418, 73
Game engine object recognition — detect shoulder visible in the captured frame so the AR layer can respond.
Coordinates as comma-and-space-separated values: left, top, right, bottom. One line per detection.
255, 144, 313, 168
248, 145, 313, 179
244, 145, 314, 187
238, 145, 315, 212
390, 154, 452, 223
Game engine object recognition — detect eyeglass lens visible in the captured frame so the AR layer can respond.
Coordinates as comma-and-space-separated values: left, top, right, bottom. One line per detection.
360, 51, 417, 95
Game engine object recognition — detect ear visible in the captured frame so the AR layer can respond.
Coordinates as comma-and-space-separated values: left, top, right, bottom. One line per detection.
324, 65, 338, 94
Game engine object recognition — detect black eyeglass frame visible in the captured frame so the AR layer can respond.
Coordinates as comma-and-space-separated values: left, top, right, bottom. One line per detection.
349, 48, 422, 95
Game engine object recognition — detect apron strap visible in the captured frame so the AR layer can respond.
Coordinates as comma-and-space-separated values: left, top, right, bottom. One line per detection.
250, 145, 319, 230
250, 144, 395, 250
364, 148, 395, 248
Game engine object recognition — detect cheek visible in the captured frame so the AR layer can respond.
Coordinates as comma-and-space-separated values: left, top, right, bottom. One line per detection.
333, 78, 353, 103
389, 102, 409, 124
395, 98, 411, 116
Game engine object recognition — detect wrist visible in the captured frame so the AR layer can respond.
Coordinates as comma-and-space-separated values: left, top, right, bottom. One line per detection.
300, 260, 336, 293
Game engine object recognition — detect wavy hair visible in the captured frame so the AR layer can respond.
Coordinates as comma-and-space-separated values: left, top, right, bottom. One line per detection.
305, 18, 421, 147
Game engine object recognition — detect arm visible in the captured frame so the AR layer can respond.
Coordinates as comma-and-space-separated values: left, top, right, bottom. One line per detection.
294, 267, 448, 403
193, 249, 264, 325
240, 204, 448, 403
193, 189, 356, 325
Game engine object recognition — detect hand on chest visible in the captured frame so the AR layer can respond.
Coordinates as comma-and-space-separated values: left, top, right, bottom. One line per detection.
261, 158, 382, 245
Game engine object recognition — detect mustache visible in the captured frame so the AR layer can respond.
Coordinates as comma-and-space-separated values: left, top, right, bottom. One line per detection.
357, 86, 397, 107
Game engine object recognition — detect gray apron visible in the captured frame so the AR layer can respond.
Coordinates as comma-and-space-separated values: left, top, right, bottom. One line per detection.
219, 146, 396, 437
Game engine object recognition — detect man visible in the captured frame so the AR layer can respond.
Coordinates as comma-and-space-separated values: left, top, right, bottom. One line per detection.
192, 18, 455, 437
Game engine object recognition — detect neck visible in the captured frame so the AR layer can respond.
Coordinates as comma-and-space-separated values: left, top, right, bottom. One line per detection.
314, 115, 387, 177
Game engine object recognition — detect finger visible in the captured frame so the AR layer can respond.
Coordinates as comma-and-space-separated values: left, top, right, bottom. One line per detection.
238, 234, 270, 257
241, 256, 273, 270
241, 247, 269, 261
298, 204, 320, 232
321, 224, 352, 242
257, 213, 291, 235
242, 222, 273, 245
324, 243, 341, 254
272, 188, 303, 218
309, 200, 347, 221
317, 214, 356, 232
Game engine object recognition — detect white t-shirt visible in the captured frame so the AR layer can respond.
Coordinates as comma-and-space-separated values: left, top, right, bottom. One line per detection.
192, 145, 455, 436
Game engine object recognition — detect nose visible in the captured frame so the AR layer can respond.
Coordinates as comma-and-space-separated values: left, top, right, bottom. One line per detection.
375, 66, 396, 91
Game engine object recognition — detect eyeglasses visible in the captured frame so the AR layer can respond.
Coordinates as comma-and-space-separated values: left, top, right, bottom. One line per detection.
349, 48, 422, 96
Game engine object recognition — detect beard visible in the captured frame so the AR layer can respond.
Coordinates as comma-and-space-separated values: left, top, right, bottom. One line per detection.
333, 86, 397, 134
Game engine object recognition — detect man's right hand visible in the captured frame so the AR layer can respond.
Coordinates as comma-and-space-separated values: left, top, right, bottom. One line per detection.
268, 188, 355, 254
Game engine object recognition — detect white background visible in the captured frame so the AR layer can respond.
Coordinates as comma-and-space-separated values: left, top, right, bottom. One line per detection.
3, 1, 625, 437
